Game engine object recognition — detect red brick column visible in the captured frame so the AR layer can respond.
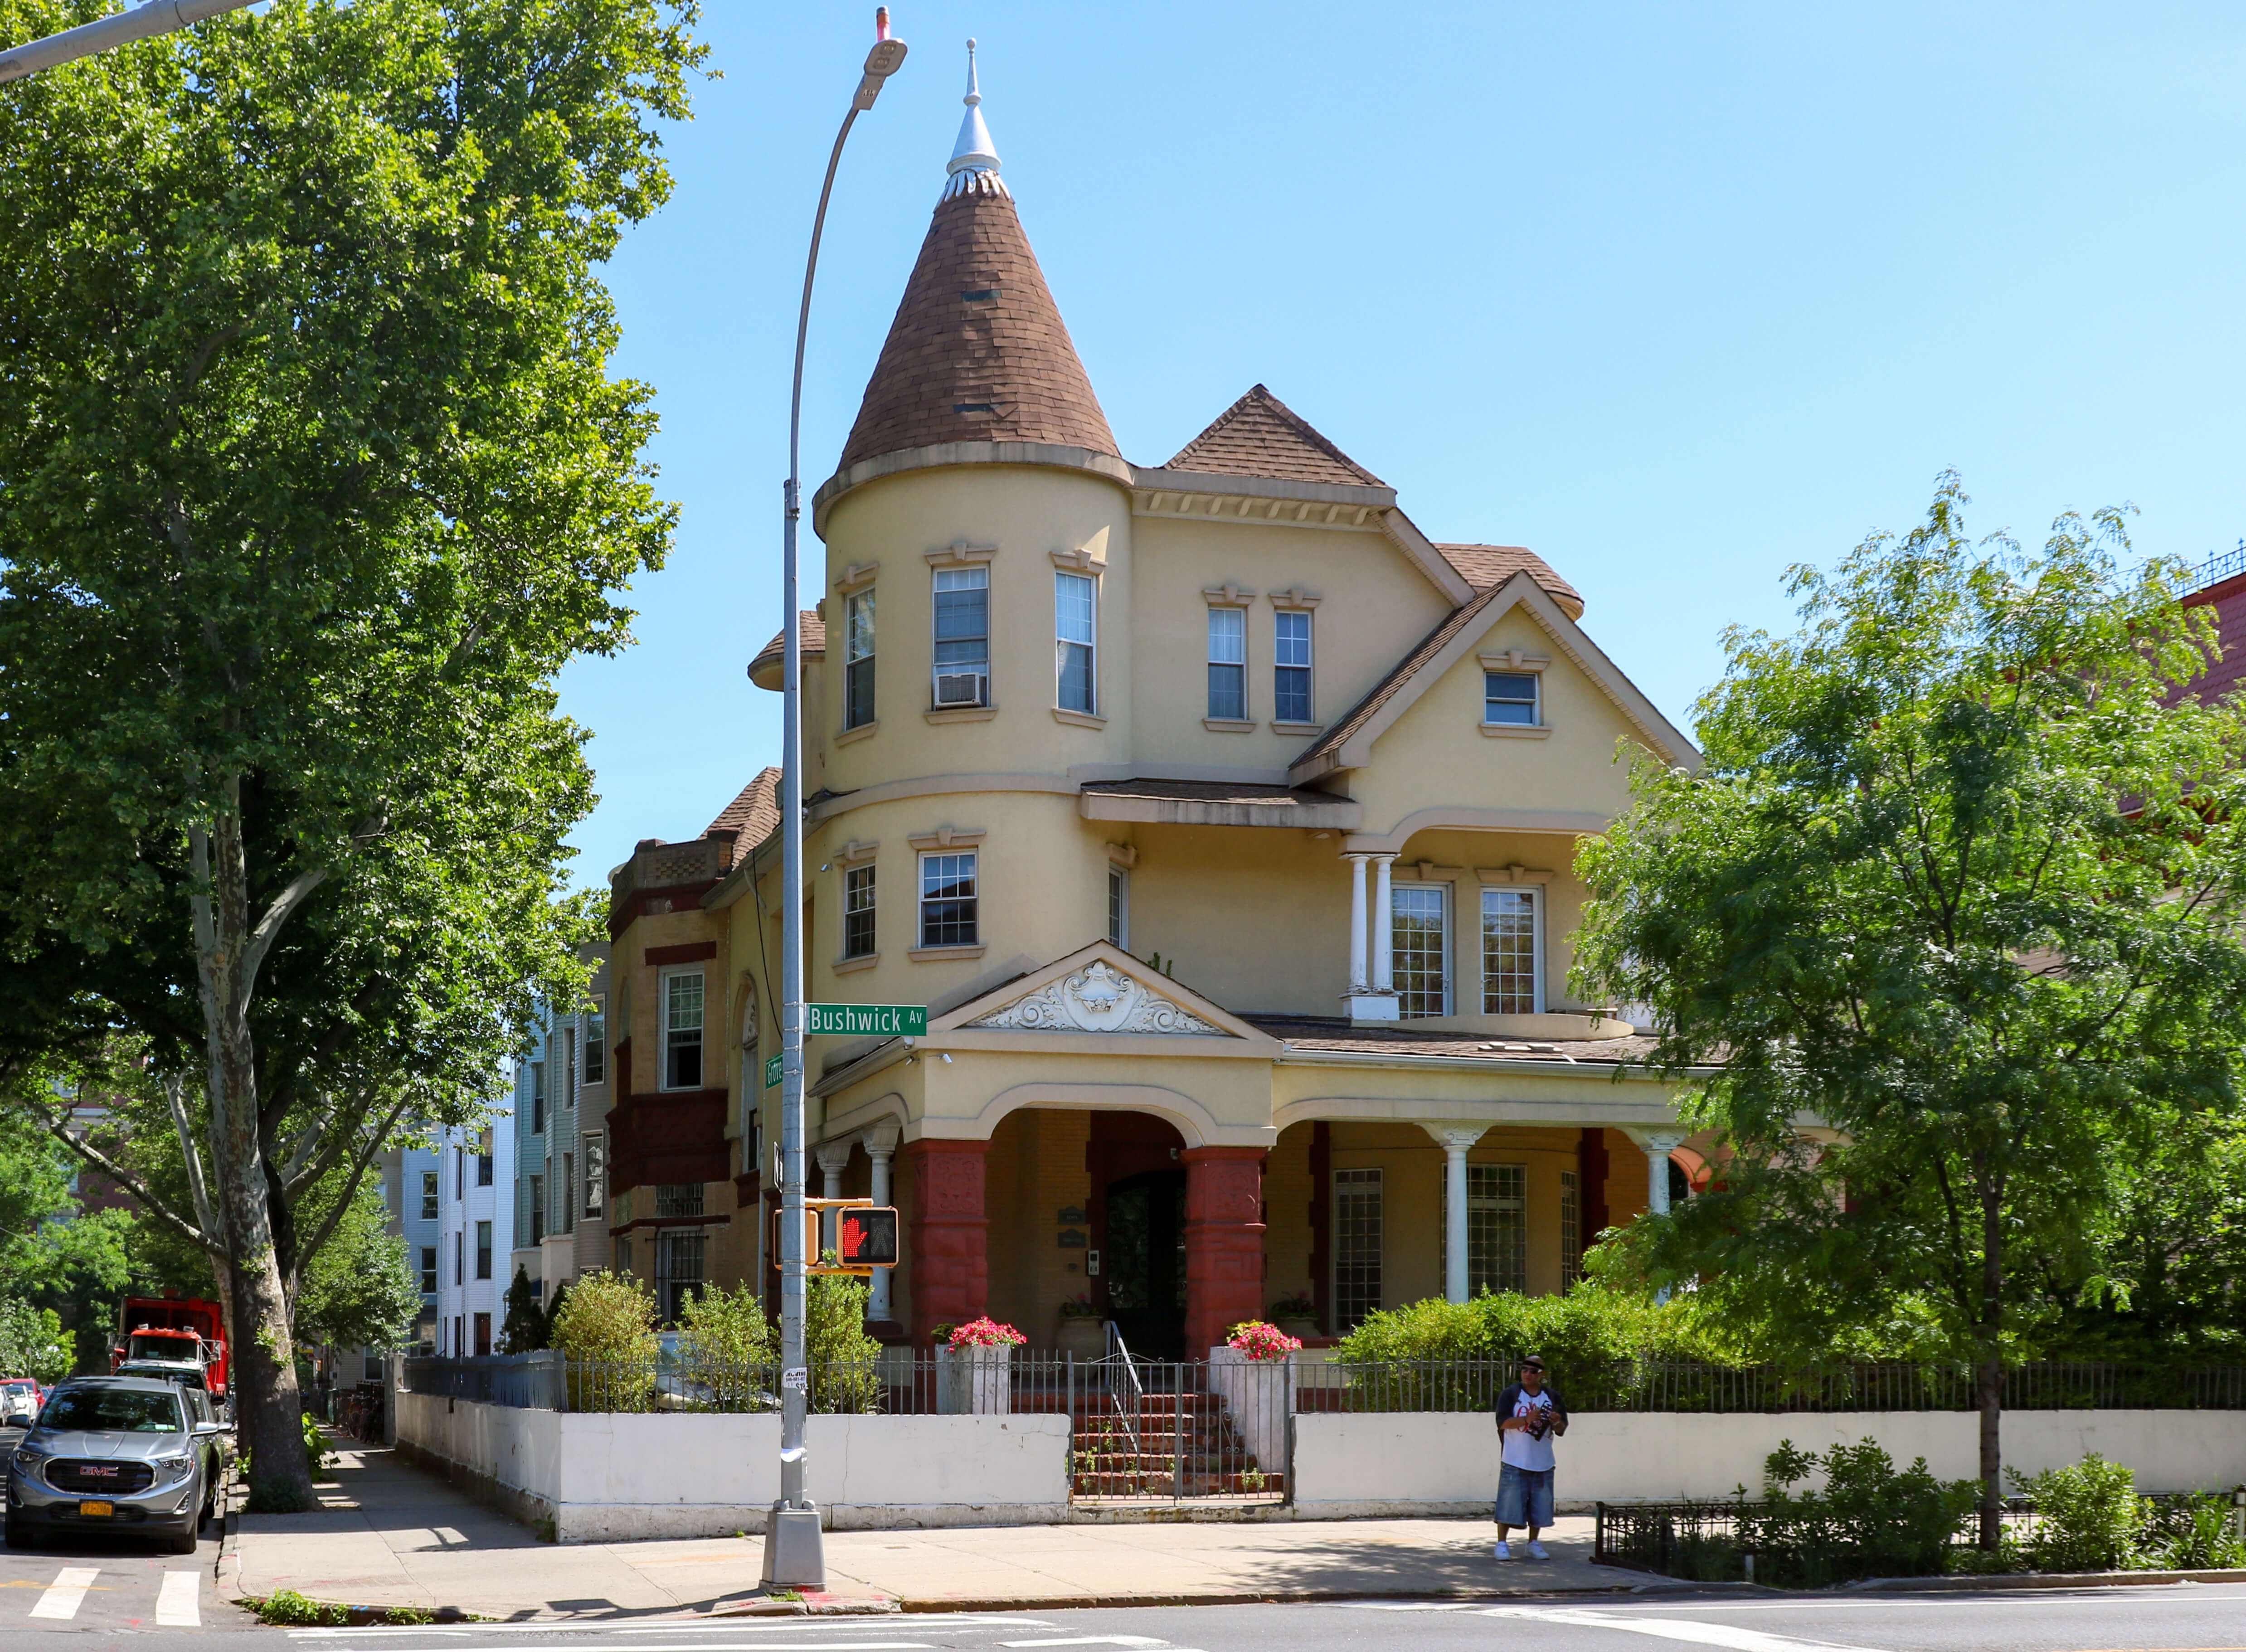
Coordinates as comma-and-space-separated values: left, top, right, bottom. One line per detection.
903, 1138, 989, 1348
1183, 1146, 1268, 1357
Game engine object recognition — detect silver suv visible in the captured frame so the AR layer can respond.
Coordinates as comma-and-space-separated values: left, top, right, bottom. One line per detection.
5, 1375, 222, 1555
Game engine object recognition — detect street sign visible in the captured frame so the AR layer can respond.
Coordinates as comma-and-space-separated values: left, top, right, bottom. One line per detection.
764, 1053, 782, 1089
807, 1002, 927, 1038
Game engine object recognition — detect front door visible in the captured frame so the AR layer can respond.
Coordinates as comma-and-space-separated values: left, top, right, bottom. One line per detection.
1103, 1167, 1186, 1358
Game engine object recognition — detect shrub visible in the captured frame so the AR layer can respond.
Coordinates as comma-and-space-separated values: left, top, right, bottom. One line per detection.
1333, 1280, 1711, 1369
257, 1589, 350, 1626
550, 1270, 658, 1411
807, 1261, 882, 1414
499, 1266, 549, 1354
2011, 1454, 2147, 1574
676, 1281, 773, 1411
1741, 1438, 1979, 1587
2141, 1491, 2246, 1570
302, 1412, 335, 1480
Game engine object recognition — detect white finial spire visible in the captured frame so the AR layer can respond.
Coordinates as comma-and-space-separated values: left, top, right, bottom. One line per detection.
946, 38, 1001, 177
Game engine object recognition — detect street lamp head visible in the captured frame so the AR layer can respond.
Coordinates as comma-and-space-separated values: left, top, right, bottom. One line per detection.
855, 8, 907, 108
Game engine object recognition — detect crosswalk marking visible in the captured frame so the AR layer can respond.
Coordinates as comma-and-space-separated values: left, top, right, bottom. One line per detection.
1001, 1639, 1170, 1648
29, 1565, 99, 1620
156, 1568, 201, 1627
1480, 1607, 1883, 1652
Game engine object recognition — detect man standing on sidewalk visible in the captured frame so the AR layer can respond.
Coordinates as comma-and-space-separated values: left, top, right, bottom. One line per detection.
1493, 1354, 1567, 1560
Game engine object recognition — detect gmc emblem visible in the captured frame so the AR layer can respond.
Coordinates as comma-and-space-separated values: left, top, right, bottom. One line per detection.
78, 1466, 117, 1478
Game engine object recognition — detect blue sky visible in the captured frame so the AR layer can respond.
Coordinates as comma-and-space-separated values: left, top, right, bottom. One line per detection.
561, 1, 2246, 887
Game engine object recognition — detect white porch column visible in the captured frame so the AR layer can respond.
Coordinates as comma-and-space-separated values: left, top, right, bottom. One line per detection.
814, 1138, 854, 1258
861, 1121, 901, 1323
1372, 855, 1396, 992
1424, 1126, 1486, 1304
1626, 1129, 1689, 1304
1345, 854, 1370, 992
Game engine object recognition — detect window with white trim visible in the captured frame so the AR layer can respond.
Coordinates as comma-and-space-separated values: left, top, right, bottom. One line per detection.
1274, 610, 1312, 722
1206, 606, 1246, 719
844, 587, 875, 729
919, 850, 978, 947
529, 1061, 545, 1135
843, 863, 876, 958
1333, 1167, 1382, 1330
584, 1131, 605, 1219
1480, 887, 1541, 1014
932, 567, 989, 707
420, 1171, 438, 1221
1055, 572, 1095, 714
1483, 671, 1539, 725
1391, 884, 1449, 1018
1107, 863, 1129, 949
583, 997, 606, 1085
662, 970, 705, 1090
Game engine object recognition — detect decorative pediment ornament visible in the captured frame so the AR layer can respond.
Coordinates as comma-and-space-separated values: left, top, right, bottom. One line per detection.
966, 959, 1227, 1036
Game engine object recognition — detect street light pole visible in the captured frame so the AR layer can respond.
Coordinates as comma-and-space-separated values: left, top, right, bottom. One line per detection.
0, 0, 258, 83
762, 8, 906, 1594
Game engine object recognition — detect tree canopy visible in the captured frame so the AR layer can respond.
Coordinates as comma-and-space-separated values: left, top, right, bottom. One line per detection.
1574, 477, 2246, 1541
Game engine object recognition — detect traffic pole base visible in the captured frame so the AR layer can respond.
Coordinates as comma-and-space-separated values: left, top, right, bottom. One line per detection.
758, 1503, 826, 1591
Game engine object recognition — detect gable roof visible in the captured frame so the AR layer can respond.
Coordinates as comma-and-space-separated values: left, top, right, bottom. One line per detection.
928, 940, 1277, 1046
748, 610, 824, 691
1435, 544, 1584, 619
1290, 570, 1698, 781
1165, 384, 1385, 488
838, 173, 1117, 472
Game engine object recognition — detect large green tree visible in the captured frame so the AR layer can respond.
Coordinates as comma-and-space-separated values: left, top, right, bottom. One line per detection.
0, 0, 701, 1505
1575, 478, 2246, 1544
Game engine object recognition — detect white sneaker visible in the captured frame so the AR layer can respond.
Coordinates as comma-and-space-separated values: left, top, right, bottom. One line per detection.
1492, 1541, 1511, 1560
1526, 1540, 1550, 1560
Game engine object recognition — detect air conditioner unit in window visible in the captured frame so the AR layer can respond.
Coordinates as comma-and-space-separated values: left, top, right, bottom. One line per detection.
933, 671, 987, 708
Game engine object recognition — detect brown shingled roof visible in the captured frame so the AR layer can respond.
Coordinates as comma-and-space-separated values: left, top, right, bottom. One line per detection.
1435, 544, 1583, 619
1293, 583, 1511, 772
838, 175, 1117, 471
1165, 384, 1385, 487
748, 610, 824, 691
705, 767, 782, 851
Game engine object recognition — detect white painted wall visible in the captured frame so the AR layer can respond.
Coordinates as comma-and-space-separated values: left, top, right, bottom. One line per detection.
395, 1392, 1069, 1542
1291, 1410, 2246, 1519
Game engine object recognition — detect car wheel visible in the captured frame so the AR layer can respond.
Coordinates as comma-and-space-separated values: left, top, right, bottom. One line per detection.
167, 1521, 199, 1556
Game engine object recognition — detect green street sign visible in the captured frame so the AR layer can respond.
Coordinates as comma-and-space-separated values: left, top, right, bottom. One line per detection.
807, 1002, 928, 1038
764, 1053, 782, 1090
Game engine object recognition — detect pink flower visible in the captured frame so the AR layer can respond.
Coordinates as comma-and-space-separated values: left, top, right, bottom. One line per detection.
1226, 1321, 1302, 1362
948, 1316, 1026, 1348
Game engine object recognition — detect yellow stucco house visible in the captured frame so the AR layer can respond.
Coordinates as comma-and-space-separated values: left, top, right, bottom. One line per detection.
598, 75, 1701, 1356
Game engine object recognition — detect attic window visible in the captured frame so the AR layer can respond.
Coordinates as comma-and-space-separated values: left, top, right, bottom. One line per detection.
960, 288, 998, 301
954, 402, 997, 414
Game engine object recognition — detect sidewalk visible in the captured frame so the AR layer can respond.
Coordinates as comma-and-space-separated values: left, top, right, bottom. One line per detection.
225, 1438, 1636, 1620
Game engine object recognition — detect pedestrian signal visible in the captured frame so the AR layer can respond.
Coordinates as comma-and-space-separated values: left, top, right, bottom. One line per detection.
836, 1206, 897, 1269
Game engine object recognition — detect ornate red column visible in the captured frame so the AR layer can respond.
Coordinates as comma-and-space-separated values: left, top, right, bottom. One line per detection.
902, 1138, 989, 1347
1183, 1145, 1267, 1356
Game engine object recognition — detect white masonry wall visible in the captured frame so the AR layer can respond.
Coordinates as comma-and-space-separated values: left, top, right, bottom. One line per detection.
1290, 1410, 2246, 1519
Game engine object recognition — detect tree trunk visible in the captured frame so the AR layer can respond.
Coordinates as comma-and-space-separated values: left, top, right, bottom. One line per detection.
1976, 1173, 2005, 1551
191, 792, 313, 1510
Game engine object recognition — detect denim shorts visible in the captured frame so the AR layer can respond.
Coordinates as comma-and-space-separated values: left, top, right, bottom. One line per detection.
1495, 1463, 1555, 1527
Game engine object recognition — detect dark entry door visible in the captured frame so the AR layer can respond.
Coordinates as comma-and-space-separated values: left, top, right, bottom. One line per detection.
1103, 1167, 1186, 1358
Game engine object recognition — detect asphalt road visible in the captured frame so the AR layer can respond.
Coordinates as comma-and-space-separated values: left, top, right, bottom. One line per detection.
0, 1578, 2241, 1652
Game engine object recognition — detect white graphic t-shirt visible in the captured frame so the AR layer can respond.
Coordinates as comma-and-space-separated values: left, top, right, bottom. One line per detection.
1502, 1386, 1558, 1472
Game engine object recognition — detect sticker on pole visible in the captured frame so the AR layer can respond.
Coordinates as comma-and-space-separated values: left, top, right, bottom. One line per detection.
764, 1053, 782, 1089
781, 1367, 809, 1392
806, 1003, 928, 1038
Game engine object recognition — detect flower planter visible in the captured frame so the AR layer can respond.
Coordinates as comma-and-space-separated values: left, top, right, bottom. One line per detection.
1055, 1317, 1107, 1361
936, 1343, 1012, 1414
1207, 1345, 1293, 1475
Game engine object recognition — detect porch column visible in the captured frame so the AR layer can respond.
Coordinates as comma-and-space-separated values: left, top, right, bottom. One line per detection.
902, 1138, 989, 1347
861, 1121, 901, 1325
1182, 1146, 1268, 1356
1372, 854, 1396, 992
1627, 1129, 1688, 1305
814, 1137, 854, 1258
1423, 1126, 1486, 1304
1345, 853, 1370, 991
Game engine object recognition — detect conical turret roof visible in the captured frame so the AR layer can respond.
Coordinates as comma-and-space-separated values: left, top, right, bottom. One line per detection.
838, 52, 1116, 472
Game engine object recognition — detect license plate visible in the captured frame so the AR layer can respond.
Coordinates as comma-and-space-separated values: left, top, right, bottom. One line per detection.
78, 1501, 112, 1517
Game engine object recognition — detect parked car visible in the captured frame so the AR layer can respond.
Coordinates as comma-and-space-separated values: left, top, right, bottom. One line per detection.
0, 1379, 39, 1428
4, 1375, 224, 1555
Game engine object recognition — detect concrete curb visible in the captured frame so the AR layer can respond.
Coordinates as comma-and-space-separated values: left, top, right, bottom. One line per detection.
1841, 1567, 2246, 1593
212, 1472, 245, 1608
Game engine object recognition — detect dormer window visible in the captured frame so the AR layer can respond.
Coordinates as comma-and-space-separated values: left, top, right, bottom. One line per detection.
1483, 671, 1539, 726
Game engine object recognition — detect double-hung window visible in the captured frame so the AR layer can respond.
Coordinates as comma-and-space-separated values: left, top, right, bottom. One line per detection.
843, 863, 877, 958
528, 1174, 545, 1245
1468, 1164, 1527, 1295
1483, 671, 1539, 726
1055, 572, 1096, 714
583, 1131, 606, 1219
1206, 606, 1246, 720
420, 1171, 439, 1221
560, 1152, 575, 1235
1480, 887, 1541, 1013
529, 1061, 545, 1136
475, 1220, 492, 1281
932, 568, 990, 708
583, 998, 606, 1085
844, 588, 876, 729
1391, 884, 1449, 1018
919, 851, 979, 947
663, 970, 705, 1089
1107, 863, 1129, 949
418, 1246, 438, 1295
1333, 1167, 1382, 1330
1274, 610, 1313, 723
476, 1129, 493, 1186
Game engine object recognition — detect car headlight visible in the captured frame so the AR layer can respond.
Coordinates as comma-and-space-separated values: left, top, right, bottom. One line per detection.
152, 1454, 194, 1481
11, 1447, 43, 1469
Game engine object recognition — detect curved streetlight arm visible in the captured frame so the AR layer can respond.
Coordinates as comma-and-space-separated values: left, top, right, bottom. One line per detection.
0, 0, 258, 84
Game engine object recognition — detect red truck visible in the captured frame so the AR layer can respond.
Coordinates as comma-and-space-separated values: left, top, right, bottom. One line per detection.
110, 1295, 228, 1407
